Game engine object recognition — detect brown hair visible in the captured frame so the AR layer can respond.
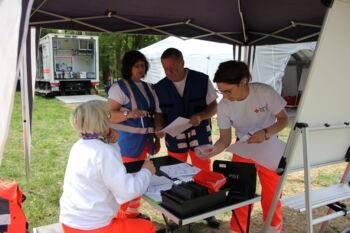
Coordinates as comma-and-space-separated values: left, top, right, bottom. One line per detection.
213, 60, 251, 84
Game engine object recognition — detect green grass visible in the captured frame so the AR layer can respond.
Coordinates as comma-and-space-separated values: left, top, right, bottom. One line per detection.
0, 93, 79, 228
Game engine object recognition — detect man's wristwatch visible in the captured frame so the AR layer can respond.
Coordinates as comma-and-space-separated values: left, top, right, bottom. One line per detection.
123, 110, 129, 119
263, 128, 270, 140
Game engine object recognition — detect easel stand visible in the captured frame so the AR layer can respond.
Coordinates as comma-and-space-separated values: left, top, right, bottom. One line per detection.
264, 123, 350, 233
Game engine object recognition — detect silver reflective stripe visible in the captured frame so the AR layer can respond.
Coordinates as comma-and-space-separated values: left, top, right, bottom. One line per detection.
126, 207, 139, 213
176, 133, 186, 140
122, 80, 137, 110
110, 123, 154, 134
188, 129, 197, 136
189, 140, 199, 147
177, 143, 188, 149
0, 214, 10, 225
206, 124, 211, 132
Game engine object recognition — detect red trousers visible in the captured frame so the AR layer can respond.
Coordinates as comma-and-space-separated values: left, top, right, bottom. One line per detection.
62, 218, 155, 233
168, 149, 211, 171
230, 155, 283, 233
117, 143, 150, 219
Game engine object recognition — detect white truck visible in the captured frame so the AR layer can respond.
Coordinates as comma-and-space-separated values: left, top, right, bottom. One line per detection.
36, 34, 99, 95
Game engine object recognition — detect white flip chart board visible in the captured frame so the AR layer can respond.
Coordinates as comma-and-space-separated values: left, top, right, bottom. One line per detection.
286, 0, 350, 171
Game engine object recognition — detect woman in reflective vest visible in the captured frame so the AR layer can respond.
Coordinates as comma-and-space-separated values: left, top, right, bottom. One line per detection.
108, 50, 160, 220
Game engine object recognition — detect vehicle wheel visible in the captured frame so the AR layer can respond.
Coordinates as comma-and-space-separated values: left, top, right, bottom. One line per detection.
60, 88, 66, 96
84, 87, 91, 95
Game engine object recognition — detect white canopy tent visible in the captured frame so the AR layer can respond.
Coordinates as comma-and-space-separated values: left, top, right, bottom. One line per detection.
252, 42, 316, 94
140, 36, 234, 84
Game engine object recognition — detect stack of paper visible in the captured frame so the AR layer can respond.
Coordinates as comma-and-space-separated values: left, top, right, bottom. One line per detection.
144, 175, 174, 202
160, 163, 200, 182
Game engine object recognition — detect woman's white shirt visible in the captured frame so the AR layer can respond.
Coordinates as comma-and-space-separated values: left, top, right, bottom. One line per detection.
108, 81, 161, 112
217, 83, 286, 139
59, 139, 152, 230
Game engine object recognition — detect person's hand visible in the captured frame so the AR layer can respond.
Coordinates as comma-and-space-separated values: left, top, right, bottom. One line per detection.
142, 160, 156, 175
154, 137, 161, 154
155, 127, 165, 138
127, 109, 144, 119
189, 114, 201, 126
247, 130, 265, 144
194, 144, 215, 160
106, 128, 118, 143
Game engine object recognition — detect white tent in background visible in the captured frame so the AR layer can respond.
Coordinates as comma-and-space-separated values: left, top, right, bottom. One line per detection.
140, 37, 316, 98
140, 36, 234, 84
252, 42, 316, 95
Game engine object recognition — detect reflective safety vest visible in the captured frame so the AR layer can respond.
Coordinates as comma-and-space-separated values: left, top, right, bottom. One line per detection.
0, 180, 27, 233
110, 79, 156, 158
155, 69, 212, 153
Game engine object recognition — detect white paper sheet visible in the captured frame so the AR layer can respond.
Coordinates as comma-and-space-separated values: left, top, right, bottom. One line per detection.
160, 163, 200, 179
226, 136, 286, 170
159, 117, 192, 137
145, 175, 174, 202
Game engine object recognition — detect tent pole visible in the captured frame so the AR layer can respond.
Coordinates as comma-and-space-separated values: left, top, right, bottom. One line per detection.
20, 41, 31, 183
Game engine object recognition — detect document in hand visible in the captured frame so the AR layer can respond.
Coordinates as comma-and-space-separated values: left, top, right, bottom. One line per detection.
226, 136, 286, 170
159, 117, 192, 137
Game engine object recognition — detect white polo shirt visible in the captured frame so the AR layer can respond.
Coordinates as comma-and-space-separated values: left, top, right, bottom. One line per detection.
217, 83, 286, 139
59, 139, 152, 230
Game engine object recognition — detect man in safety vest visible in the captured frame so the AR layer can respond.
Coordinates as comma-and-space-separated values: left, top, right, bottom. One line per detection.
154, 47, 220, 228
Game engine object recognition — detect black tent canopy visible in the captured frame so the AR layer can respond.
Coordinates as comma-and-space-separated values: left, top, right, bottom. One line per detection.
30, 0, 328, 45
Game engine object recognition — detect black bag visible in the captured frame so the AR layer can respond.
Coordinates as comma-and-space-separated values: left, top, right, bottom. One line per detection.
213, 160, 257, 201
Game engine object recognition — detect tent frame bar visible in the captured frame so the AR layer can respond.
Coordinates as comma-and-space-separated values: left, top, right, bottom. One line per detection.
116, 21, 186, 34
30, 8, 321, 45
30, 0, 47, 17
111, 14, 178, 38
33, 10, 112, 32
249, 21, 321, 45
237, 0, 247, 43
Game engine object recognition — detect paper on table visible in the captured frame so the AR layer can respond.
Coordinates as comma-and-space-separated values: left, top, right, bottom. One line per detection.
145, 175, 174, 202
160, 163, 200, 179
159, 117, 192, 137
226, 136, 286, 170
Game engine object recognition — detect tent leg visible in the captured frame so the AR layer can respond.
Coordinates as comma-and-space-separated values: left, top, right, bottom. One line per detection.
20, 39, 31, 183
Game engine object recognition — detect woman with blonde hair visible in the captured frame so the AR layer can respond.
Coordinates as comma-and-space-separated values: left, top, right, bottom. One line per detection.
59, 100, 156, 233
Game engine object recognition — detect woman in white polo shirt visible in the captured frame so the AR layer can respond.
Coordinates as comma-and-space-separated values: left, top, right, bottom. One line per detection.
59, 100, 156, 233
202, 61, 288, 233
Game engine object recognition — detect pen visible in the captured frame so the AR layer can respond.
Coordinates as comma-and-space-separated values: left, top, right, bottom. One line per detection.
140, 116, 145, 128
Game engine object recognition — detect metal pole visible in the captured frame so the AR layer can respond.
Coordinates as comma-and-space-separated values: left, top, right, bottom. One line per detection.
20, 42, 31, 183
302, 127, 313, 233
